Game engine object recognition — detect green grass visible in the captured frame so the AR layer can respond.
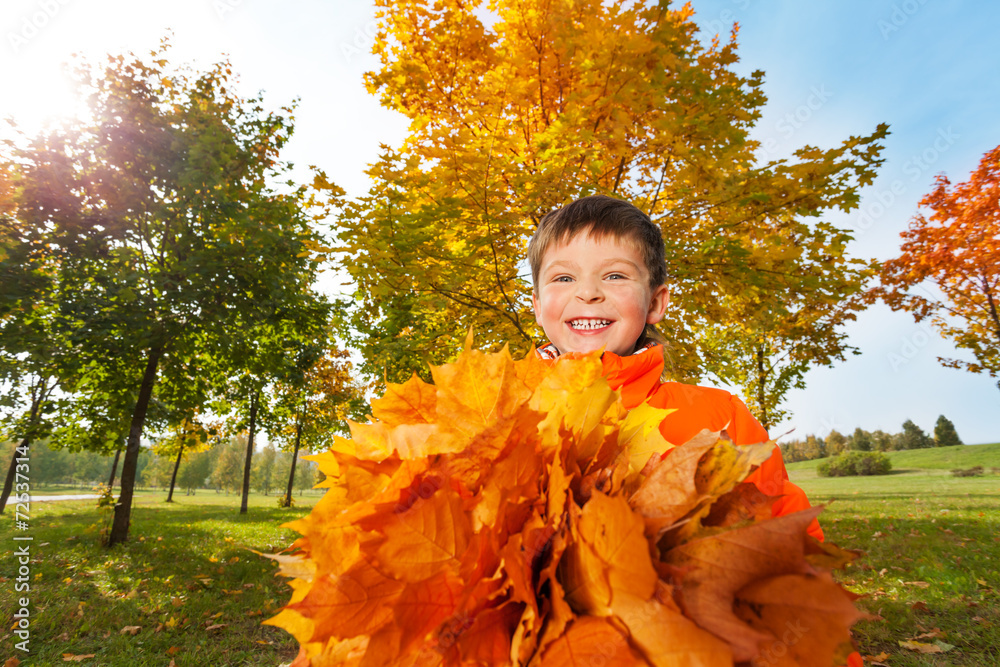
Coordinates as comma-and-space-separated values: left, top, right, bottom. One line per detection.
1, 492, 319, 666
786, 442, 1000, 476
789, 456, 1000, 666
3, 457, 999, 666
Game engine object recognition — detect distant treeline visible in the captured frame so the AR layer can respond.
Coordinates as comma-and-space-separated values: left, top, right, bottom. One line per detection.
779, 415, 963, 463
1, 435, 319, 497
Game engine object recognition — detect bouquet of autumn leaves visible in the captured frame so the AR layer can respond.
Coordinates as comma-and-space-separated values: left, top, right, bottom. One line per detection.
266, 342, 864, 666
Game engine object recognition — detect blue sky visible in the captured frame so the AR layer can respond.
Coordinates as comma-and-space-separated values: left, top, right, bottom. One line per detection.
2, 0, 997, 444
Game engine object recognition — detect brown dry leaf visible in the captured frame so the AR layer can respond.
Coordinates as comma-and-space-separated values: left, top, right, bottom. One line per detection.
166, 646, 181, 655
611, 589, 732, 667
912, 628, 944, 640
205, 623, 227, 632
540, 616, 645, 666
629, 430, 720, 534
61, 656, 95, 663
733, 573, 864, 667
666, 507, 822, 662
4, 657, 20, 667
119, 625, 141, 635
703, 482, 780, 528
909, 600, 928, 611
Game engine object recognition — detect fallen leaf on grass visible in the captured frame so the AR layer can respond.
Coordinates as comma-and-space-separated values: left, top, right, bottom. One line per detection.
119, 626, 141, 635
909, 600, 928, 611
166, 646, 181, 655
205, 623, 227, 632
912, 628, 944, 640
61, 655, 95, 662
4, 657, 20, 667
865, 652, 890, 664
903, 581, 930, 588
898, 639, 955, 653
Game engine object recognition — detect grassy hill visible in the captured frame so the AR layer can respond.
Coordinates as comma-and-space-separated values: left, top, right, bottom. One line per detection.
786, 441, 1000, 474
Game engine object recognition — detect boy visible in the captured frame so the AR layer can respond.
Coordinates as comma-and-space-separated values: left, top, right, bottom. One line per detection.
528, 194, 821, 538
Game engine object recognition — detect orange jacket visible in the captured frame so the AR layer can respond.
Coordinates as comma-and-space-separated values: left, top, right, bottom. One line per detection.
599, 345, 824, 541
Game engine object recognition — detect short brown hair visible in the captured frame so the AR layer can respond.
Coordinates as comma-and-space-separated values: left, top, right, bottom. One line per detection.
527, 194, 667, 290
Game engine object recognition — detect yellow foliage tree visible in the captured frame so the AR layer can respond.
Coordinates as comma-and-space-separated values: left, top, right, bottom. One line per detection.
334, 0, 887, 427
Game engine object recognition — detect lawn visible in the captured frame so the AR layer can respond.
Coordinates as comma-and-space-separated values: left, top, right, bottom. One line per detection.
0, 492, 318, 666
1, 446, 997, 666
789, 444, 1000, 666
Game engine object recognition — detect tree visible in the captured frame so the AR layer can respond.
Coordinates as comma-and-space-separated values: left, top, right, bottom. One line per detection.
847, 427, 872, 452
269, 347, 364, 508
933, 415, 963, 447
825, 430, 848, 456
871, 429, 893, 452
177, 447, 212, 494
880, 145, 1000, 392
897, 419, 933, 450
801, 434, 825, 460
210, 435, 245, 494
336, 0, 886, 421
0, 159, 65, 512
153, 416, 213, 502
251, 443, 278, 495
10, 41, 328, 544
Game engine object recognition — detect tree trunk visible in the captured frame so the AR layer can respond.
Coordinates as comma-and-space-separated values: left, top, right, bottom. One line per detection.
107, 444, 123, 488
0, 385, 43, 515
756, 343, 770, 431
284, 411, 303, 508
108, 346, 162, 547
166, 443, 184, 503
0, 434, 32, 515
239, 390, 259, 514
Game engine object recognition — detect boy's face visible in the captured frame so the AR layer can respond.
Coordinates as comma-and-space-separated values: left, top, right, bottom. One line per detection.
532, 232, 669, 357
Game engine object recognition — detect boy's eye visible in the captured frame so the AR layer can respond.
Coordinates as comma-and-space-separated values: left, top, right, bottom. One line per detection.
553, 275, 573, 282
606, 273, 627, 280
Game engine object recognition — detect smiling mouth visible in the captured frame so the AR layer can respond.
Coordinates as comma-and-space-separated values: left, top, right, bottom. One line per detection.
568, 318, 612, 330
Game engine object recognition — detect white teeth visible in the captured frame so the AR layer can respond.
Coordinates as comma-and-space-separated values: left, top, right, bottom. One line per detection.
570, 319, 611, 330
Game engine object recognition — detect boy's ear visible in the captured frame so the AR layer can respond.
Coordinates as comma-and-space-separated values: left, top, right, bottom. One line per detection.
646, 284, 670, 324
531, 291, 540, 318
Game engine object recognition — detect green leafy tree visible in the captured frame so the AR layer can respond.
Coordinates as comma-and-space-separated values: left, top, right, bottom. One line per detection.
933, 415, 963, 448
847, 427, 873, 452
269, 347, 364, 508
897, 419, 933, 450
336, 0, 886, 431
9, 41, 329, 544
251, 442, 278, 495
177, 447, 212, 494
153, 415, 213, 502
871, 429, 893, 452
210, 435, 245, 494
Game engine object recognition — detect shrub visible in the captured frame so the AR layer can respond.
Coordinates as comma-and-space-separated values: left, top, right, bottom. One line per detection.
951, 466, 984, 477
817, 451, 892, 477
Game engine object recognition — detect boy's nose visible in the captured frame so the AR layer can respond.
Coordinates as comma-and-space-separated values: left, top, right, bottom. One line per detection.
575, 280, 604, 302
